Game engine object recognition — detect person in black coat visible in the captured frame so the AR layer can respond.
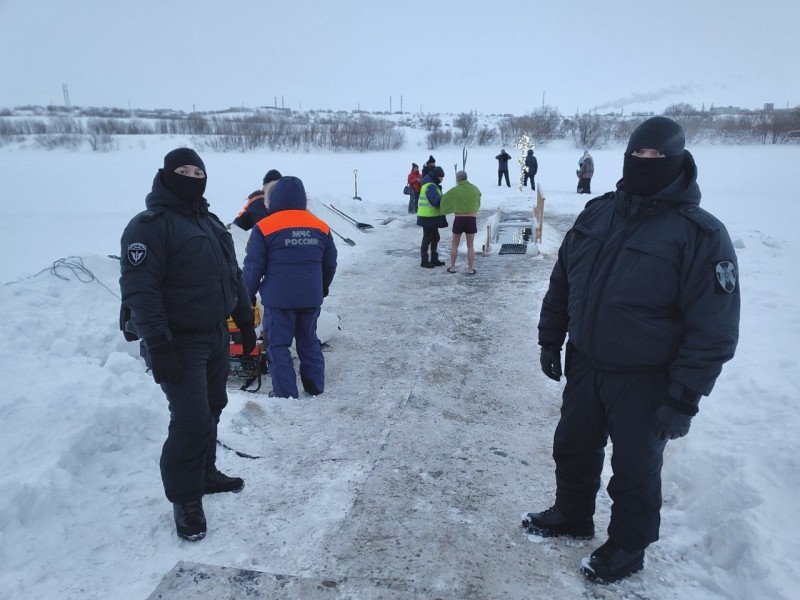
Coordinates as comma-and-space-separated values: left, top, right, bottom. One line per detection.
523, 117, 740, 583
421, 155, 436, 177
495, 148, 513, 187
231, 169, 282, 231
120, 148, 256, 542
524, 148, 538, 191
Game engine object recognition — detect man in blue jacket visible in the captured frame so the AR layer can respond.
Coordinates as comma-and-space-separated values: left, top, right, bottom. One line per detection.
243, 176, 337, 398
524, 117, 740, 583
416, 166, 448, 268
120, 148, 256, 542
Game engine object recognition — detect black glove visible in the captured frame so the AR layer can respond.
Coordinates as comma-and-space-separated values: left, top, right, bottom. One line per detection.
323, 285, 329, 298
539, 345, 562, 382
239, 323, 257, 356
651, 385, 699, 440
651, 404, 693, 440
148, 341, 183, 384
119, 306, 139, 342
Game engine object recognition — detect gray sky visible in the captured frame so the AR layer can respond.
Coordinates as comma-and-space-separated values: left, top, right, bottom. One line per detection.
1, 0, 797, 115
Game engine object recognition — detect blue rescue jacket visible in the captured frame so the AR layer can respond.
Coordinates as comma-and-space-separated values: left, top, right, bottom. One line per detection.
242, 179, 337, 309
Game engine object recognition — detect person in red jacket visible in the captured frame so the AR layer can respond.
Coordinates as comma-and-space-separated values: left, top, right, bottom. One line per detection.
407, 162, 422, 213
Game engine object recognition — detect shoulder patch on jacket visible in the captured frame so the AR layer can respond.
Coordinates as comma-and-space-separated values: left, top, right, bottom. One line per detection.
126, 242, 147, 266
679, 206, 720, 234
714, 260, 737, 294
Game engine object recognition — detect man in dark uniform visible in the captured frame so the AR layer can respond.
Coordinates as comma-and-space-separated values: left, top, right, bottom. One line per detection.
120, 148, 256, 542
523, 117, 740, 583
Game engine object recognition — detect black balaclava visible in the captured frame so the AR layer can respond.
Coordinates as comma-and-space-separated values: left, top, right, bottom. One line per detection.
622, 116, 686, 196
161, 147, 207, 202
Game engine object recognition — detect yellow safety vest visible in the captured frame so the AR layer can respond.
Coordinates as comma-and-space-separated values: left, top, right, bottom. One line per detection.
417, 181, 442, 217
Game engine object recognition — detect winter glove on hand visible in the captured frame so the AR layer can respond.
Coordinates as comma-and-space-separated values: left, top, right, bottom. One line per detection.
651, 405, 692, 440
651, 386, 700, 440
323, 285, 329, 298
119, 306, 139, 342
148, 341, 183, 385
239, 323, 257, 356
539, 345, 562, 382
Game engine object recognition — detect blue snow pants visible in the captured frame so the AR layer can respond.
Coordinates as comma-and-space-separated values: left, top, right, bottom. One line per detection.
155, 321, 230, 503
552, 345, 669, 551
263, 306, 324, 398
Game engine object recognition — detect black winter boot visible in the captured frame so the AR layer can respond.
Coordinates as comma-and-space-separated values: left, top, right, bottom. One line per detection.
581, 540, 645, 583
173, 498, 206, 541
420, 251, 434, 268
204, 468, 245, 494
430, 252, 445, 267
522, 505, 594, 539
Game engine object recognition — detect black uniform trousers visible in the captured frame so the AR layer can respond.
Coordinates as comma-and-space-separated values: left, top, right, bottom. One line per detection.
524, 172, 536, 190
553, 346, 668, 551
420, 226, 441, 260
158, 321, 230, 504
498, 169, 511, 187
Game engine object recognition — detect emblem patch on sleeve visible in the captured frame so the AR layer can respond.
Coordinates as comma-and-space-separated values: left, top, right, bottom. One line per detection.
714, 260, 736, 293
127, 242, 147, 266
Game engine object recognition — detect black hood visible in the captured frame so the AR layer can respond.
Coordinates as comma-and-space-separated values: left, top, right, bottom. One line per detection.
614, 150, 700, 218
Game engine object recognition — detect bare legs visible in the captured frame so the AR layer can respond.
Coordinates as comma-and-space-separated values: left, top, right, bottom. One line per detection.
450, 233, 462, 270
450, 232, 476, 273
465, 233, 475, 273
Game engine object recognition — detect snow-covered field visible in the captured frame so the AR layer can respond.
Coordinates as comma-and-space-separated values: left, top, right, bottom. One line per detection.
1, 134, 798, 599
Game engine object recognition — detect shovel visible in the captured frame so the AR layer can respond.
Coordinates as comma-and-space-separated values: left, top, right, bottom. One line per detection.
324, 203, 374, 231
329, 224, 356, 246
353, 169, 362, 201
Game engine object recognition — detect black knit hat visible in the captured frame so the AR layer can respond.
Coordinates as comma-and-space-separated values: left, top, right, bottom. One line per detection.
163, 147, 205, 173
625, 116, 686, 157
262, 169, 282, 185
412, 162, 419, 169
426, 155, 436, 165
432, 166, 445, 178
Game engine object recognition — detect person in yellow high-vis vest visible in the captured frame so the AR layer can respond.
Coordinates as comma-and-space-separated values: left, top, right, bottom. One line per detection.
416, 166, 449, 268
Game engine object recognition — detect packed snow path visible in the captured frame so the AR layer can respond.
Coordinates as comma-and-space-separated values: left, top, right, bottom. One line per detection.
149, 211, 677, 599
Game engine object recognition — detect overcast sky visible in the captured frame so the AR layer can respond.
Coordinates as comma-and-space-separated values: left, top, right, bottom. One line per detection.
1, 0, 797, 115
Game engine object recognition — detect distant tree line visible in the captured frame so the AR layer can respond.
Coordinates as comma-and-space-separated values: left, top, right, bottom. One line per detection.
0, 102, 798, 152
0, 106, 404, 152
442, 103, 800, 149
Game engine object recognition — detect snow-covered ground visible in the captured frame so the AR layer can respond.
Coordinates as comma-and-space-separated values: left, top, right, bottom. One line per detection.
1, 135, 798, 599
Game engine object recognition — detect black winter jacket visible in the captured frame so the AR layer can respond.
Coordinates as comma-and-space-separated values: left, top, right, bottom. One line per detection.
120, 173, 253, 348
538, 151, 739, 399
525, 153, 538, 175
496, 151, 513, 170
